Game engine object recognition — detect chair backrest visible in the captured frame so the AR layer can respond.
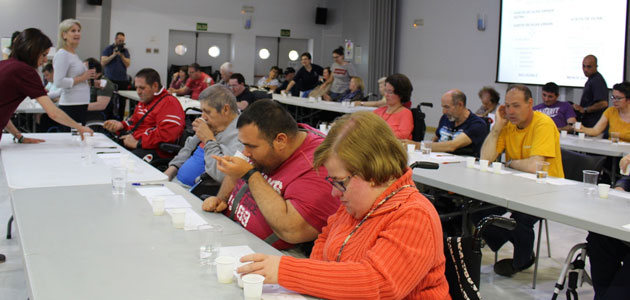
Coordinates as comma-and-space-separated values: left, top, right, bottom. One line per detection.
252, 90, 271, 100
411, 104, 426, 142
560, 149, 606, 181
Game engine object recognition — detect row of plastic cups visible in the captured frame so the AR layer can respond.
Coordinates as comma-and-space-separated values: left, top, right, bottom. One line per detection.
216, 256, 265, 299
465, 157, 504, 173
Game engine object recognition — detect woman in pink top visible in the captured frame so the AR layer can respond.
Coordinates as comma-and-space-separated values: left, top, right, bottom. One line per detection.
374, 73, 414, 139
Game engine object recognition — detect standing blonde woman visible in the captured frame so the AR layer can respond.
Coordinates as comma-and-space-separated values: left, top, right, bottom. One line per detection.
53, 19, 95, 128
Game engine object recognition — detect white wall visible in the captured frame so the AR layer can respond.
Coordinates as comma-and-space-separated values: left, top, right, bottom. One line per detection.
0, 0, 60, 48
340, 0, 371, 91
75, 0, 103, 62
110, 0, 342, 86
396, 0, 630, 129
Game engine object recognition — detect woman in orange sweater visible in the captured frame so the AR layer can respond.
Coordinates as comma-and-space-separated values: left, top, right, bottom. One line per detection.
373, 73, 414, 140
238, 111, 450, 300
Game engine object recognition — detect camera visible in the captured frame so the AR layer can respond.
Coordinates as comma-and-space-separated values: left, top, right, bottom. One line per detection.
114, 43, 126, 53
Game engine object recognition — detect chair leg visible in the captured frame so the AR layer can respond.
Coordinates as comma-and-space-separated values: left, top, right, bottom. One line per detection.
494, 251, 498, 263
544, 219, 551, 258
533, 220, 543, 289
6, 215, 13, 239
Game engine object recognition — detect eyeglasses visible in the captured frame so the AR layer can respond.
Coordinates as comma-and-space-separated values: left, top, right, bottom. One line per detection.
332, 55, 341, 59
611, 95, 626, 102
325, 175, 353, 192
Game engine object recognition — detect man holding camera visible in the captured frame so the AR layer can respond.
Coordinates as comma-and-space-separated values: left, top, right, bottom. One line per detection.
101, 32, 130, 90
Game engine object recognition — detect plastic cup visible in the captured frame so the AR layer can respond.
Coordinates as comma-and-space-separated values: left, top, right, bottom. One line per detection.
611, 132, 620, 144
598, 183, 610, 199
111, 167, 127, 196
583, 170, 599, 195
421, 147, 431, 157
199, 224, 222, 266
492, 162, 502, 174
215, 256, 236, 283
535, 161, 550, 183
479, 159, 489, 172
407, 144, 416, 152
574, 122, 582, 130
170, 208, 186, 229
560, 130, 568, 137
578, 132, 585, 140
466, 157, 475, 168
152, 196, 165, 216
319, 123, 327, 132
242, 274, 265, 300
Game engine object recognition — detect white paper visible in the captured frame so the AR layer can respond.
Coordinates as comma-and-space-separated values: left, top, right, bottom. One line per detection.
471, 164, 513, 174
145, 195, 191, 209
220, 245, 256, 267
262, 285, 307, 300
608, 190, 630, 200
512, 173, 578, 186
622, 224, 630, 230
136, 186, 175, 197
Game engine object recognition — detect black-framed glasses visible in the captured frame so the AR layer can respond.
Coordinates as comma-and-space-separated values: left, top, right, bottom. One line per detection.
611, 95, 626, 102
325, 175, 353, 192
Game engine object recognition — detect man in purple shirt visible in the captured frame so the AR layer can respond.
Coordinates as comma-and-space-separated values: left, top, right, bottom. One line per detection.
533, 82, 577, 132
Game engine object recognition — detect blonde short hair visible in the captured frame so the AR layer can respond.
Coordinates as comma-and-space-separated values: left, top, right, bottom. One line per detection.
58, 19, 81, 50
351, 76, 365, 92
314, 111, 407, 185
377, 77, 387, 84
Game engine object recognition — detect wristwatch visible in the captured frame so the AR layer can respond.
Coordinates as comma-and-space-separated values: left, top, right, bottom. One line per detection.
242, 168, 258, 182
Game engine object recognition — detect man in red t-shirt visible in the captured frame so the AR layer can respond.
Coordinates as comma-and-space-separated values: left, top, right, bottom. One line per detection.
168, 63, 213, 100
104, 68, 184, 161
202, 100, 339, 250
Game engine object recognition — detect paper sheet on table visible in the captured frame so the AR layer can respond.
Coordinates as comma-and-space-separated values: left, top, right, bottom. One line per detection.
408, 152, 467, 164
512, 173, 578, 185
262, 284, 307, 300
220, 245, 255, 267
136, 186, 175, 197
471, 164, 513, 175
166, 207, 208, 230
608, 190, 630, 200
97, 152, 122, 166
144, 194, 191, 209
622, 224, 630, 231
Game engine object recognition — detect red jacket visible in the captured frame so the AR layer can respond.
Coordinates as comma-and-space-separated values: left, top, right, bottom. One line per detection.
121, 88, 185, 157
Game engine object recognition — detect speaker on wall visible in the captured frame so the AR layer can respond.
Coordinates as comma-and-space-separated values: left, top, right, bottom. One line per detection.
87, 0, 103, 5
316, 7, 327, 25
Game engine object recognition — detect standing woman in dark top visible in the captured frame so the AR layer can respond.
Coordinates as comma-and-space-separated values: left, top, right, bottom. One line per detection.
0, 28, 93, 145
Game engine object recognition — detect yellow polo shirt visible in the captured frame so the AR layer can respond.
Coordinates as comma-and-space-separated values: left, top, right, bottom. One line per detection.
603, 107, 630, 142
496, 111, 564, 178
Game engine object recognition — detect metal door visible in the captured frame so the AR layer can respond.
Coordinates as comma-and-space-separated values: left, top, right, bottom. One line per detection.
167, 30, 196, 68
278, 38, 308, 71
255, 36, 279, 79
196, 32, 231, 76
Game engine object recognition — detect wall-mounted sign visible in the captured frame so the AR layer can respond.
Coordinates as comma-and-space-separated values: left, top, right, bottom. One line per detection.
196, 23, 208, 31
280, 29, 291, 37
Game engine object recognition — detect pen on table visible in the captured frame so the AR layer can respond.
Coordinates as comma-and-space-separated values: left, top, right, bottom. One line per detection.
94, 146, 117, 149
132, 183, 165, 186
96, 151, 120, 154
436, 154, 454, 157
442, 161, 461, 164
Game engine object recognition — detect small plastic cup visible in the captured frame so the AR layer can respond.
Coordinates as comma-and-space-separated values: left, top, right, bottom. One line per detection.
560, 130, 568, 137
152, 196, 165, 216
242, 274, 265, 300
479, 159, 489, 172
215, 256, 236, 283
319, 123, 327, 132
611, 132, 620, 144
466, 157, 475, 168
535, 161, 550, 183
574, 122, 582, 130
598, 183, 610, 199
111, 167, 127, 196
578, 132, 585, 140
170, 209, 186, 229
407, 144, 416, 152
583, 170, 599, 195
199, 224, 222, 266
492, 162, 502, 174
421, 147, 431, 157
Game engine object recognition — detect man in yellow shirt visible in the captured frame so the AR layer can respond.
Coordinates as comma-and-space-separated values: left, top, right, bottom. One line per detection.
478, 84, 564, 276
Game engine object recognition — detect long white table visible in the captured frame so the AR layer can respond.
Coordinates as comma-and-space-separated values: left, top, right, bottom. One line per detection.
412, 162, 630, 242
11, 182, 312, 300
117, 90, 200, 114
0, 133, 167, 189
560, 134, 630, 157
272, 93, 376, 114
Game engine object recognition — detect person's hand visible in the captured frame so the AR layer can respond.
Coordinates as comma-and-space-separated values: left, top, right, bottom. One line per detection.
574, 126, 585, 133
103, 120, 124, 132
77, 126, 94, 141
164, 166, 178, 181
494, 104, 508, 129
237, 253, 281, 284
322, 94, 332, 101
572, 104, 585, 114
22, 137, 45, 144
352, 101, 362, 106
620, 155, 630, 173
202, 196, 228, 212
121, 134, 138, 149
212, 155, 252, 178
193, 118, 215, 143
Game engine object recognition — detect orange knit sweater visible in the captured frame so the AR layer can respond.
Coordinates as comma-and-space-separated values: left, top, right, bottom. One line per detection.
277, 169, 450, 299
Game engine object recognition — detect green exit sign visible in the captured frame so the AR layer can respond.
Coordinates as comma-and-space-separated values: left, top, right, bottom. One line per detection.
280, 29, 291, 37
196, 23, 208, 31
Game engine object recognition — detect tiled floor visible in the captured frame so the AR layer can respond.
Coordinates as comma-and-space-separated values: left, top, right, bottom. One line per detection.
0, 158, 595, 300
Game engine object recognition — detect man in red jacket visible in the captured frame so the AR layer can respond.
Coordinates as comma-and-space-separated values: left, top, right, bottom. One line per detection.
104, 68, 185, 162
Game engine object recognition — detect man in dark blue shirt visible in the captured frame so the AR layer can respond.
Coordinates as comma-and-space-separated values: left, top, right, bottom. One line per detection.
573, 55, 609, 127
282, 52, 323, 96
431, 89, 489, 157
101, 32, 130, 90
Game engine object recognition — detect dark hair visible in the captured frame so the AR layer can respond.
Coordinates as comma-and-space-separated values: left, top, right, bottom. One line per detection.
451, 90, 467, 106
42, 62, 53, 73
237, 99, 298, 144
84, 57, 102, 74
271, 66, 280, 73
323, 67, 331, 74
332, 46, 344, 56
284, 67, 295, 75
9, 28, 52, 68
613, 82, 630, 99
188, 63, 201, 72
385, 73, 413, 103
301, 52, 312, 60
542, 82, 559, 95
230, 73, 245, 85
507, 84, 533, 101
10, 31, 20, 46
478, 86, 500, 104
115, 32, 125, 37
135, 68, 162, 89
